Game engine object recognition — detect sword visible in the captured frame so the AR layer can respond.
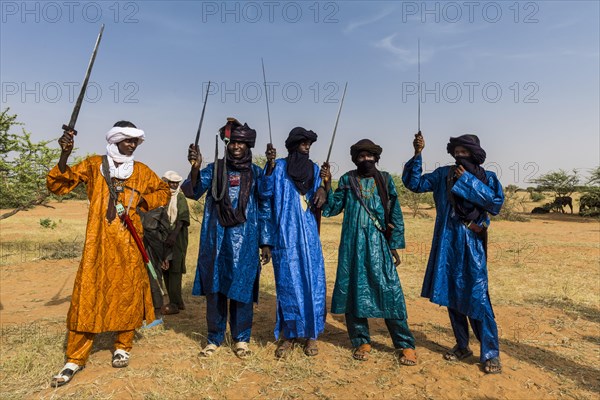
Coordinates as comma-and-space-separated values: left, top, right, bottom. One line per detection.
417, 38, 422, 135
316, 82, 347, 235
324, 81, 348, 169
62, 24, 104, 135
261, 58, 275, 168
193, 81, 211, 148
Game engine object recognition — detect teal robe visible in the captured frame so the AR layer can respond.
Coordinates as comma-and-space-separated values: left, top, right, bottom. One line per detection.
322, 172, 408, 319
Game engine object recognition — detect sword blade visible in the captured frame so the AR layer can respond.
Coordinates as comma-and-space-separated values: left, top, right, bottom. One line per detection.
65, 24, 104, 132
194, 81, 211, 147
261, 58, 273, 144
418, 38, 421, 133
325, 82, 348, 164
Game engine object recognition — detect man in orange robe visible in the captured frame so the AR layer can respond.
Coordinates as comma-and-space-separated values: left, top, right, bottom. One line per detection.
47, 121, 170, 387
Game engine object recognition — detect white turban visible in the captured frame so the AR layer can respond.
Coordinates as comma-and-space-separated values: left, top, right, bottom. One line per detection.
102, 126, 145, 179
162, 170, 183, 183
105, 126, 145, 144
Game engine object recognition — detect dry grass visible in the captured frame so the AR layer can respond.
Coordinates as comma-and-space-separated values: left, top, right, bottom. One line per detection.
0, 200, 599, 399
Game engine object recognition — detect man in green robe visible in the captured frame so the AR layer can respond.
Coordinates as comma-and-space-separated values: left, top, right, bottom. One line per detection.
160, 170, 190, 315
321, 139, 417, 365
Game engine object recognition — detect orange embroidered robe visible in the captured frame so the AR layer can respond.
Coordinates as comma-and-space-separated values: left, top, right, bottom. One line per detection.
47, 155, 170, 333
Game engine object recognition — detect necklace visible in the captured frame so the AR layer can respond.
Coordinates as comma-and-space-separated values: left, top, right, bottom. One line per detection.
358, 178, 375, 199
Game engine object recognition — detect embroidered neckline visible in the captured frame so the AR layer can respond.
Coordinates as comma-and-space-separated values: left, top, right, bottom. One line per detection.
358, 177, 375, 199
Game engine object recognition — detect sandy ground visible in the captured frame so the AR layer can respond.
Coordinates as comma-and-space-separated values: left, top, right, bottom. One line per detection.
0, 201, 598, 399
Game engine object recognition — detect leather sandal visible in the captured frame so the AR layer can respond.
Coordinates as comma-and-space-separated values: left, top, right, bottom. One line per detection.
398, 348, 417, 366
303, 339, 319, 357
444, 345, 473, 361
484, 357, 502, 374
274, 339, 295, 359
233, 342, 251, 358
352, 343, 372, 361
112, 349, 130, 368
198, 343, 219, 358
51, 363, 84, 387
161, 303, 180, 315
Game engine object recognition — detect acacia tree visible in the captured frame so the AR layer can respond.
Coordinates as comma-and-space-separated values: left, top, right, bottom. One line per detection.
587, 166, 600, 186
0, 109, 61, 219
530, 169, 580, 198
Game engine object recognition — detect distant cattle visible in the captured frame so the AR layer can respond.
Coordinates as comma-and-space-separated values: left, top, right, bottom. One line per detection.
551, 196, 573, 214
579, 193, 600, 217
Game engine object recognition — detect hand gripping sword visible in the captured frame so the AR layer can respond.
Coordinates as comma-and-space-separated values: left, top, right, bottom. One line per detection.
62, 24, 104, 135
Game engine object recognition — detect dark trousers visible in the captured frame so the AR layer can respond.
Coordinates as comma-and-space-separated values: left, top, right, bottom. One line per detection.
448, 306, 499, 362
345, 313, 415, 349
206, 292, 254, 346
163, 264, 183, 308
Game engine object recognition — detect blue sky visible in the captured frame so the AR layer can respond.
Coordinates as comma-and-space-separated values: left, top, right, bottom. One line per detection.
1, 0, 598, 185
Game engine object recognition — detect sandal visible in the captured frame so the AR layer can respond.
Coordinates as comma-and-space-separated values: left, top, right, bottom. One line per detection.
304, 339, 319, 357
161, 304, 180, 315
352, 343, 372, 361
198, 343, 219, 358
444, 345, 473, 361
484, 357, 502, 374
274, 339, 295, 359
51, 362, 84, 387
112, 349, 130, 368
398, 348, 417, 366
233, 342, 251, 359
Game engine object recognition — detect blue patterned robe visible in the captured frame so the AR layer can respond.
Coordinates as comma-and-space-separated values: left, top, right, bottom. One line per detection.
182, 163, 272, 304
260, 158, 326, 339
402, 155, 504, 320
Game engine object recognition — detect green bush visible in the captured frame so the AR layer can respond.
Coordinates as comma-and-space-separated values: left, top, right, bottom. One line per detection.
39, 218, 57, 229
529, 192, 545, 202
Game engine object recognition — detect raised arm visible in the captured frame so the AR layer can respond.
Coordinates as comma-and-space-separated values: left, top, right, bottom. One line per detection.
181, 163, 213, 201
322, 174, 347, 217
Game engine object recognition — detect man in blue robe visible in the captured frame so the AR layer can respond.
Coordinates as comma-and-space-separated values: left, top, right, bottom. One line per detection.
321, 139, 417, 365
402, 132, 504, 374
262, 127, 327, 358
182, 118, 272, 358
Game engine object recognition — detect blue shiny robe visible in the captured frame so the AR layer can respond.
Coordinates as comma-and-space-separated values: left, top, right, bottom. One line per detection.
182, 163, 272, 304
260, 158, 326, 339
402, 155, 504, 320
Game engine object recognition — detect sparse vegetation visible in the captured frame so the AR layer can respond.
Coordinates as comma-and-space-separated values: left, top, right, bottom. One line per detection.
0, 198, 598, 399
38, 218, 57, 229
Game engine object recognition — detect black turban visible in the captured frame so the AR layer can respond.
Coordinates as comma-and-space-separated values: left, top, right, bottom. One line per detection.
446, 134, 486, 165
285, 127, 317, 151
350, 139, 383, 164
219, 117, 256, 148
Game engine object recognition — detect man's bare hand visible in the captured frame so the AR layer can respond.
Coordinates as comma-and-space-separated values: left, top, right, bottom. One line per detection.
188, 144, 202, 169
161, 260, 170, 271
454, 165, 466, 179
313, 187, 327, 208
260, 246, 272, 264
413, 131, 424, 155
391, 249, 401, 266
58, 131, 75, 154
320, 162, 332, 192
266, 144, 277, 163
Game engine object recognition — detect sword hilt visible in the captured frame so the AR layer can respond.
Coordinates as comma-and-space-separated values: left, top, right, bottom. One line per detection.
62, 124, 77, 136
